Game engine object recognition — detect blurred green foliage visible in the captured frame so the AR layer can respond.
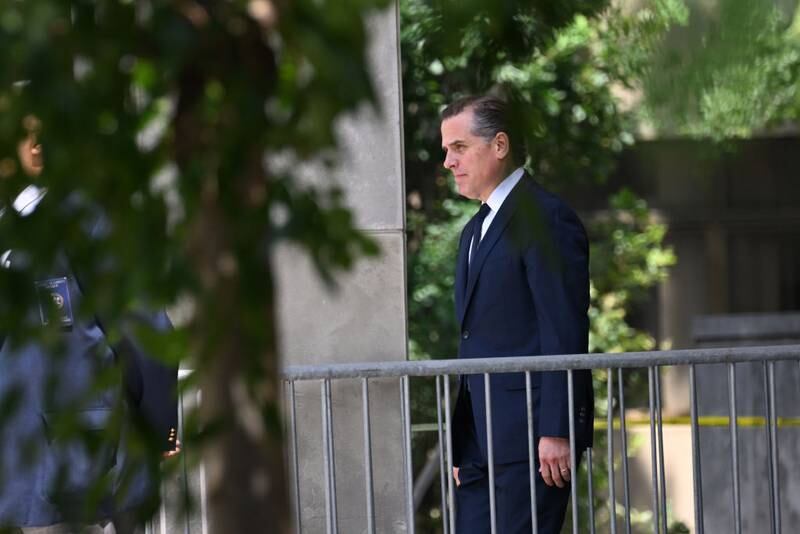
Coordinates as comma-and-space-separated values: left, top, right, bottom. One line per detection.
589, 189, 676, 355
403, 0, 627, 207
641, 0, 800, 139
0, 0, 390, 529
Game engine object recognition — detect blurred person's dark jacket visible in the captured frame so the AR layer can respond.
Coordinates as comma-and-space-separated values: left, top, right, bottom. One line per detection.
0, 186, 177, 528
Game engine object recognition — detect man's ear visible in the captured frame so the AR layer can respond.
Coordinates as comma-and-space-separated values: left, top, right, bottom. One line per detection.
493, 132, 510, 160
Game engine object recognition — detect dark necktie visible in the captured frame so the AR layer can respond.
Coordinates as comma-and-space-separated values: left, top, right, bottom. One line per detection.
469, 203, 491, 268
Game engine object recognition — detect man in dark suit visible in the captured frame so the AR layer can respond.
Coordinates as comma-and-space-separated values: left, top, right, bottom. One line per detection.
441, 94, 593, 533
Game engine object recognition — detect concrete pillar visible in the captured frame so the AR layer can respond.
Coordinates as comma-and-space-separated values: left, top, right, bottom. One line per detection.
275, 4, 408, 533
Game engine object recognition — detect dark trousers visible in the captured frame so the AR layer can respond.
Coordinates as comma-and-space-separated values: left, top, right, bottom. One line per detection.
455, 396, 572, 534
111, 511, 145, 534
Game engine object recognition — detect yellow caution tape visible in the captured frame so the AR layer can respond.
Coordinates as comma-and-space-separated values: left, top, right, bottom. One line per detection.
594, 416, 800, 429
412, 416, 800, 434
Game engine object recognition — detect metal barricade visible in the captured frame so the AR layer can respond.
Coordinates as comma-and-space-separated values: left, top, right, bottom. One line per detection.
282, 344, 800, 534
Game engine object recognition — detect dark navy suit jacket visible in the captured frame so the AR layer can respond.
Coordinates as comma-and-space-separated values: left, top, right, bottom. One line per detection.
452, 174, 593, 466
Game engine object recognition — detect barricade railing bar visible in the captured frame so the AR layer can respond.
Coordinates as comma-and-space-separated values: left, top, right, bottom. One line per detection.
281, 344, 800, 534
282, 344, 800, 380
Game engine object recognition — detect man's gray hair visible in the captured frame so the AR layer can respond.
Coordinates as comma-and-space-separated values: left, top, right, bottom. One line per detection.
441, 94, 527, 165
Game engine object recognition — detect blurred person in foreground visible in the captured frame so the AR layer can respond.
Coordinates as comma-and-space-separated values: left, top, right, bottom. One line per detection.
0, 126, 179, 534
441, 94, 593, 533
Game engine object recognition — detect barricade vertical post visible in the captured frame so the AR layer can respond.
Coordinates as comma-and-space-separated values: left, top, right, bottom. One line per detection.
568, 370, 578, 534
321, 379, 338, 534
401, 376, 415, 534
289, 381, 302, 532
762, 363, 777, 534
607, 369, 618, 534
728, 363, 741, 534
689, 365, 704, 534
484, 373, 497, 534
587, 447, 596, 534
525, 371, 539, 534
768, 361, 781, 533
435, 376, 450, 534
362, 378, 375, 534
654, 366, 667, 534
178, 381, 191, 534
647, 367, 660, 534
444, 377, 456, 534
617, 368, 632, 534
327, 380, 339, 533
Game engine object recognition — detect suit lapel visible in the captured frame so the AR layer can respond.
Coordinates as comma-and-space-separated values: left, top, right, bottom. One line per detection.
454, 219, 473, 319
458, 177, 525, 327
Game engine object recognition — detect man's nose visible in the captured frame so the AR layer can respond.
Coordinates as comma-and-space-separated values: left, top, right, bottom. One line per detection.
444, 152, 456, 170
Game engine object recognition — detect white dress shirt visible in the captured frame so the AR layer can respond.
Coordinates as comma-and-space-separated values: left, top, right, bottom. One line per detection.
469, 167, 524, 263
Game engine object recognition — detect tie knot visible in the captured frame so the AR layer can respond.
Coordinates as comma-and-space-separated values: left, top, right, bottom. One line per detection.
476, 203, 491, 221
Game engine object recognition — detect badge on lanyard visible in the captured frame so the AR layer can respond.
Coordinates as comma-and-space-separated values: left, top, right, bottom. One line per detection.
35, 277, 74, 328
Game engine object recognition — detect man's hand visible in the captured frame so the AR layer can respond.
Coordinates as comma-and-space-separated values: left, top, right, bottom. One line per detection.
163, 438, 182, 459
538, 436, 571, 488
163, 427, 181, 459
453, 466, 460, 487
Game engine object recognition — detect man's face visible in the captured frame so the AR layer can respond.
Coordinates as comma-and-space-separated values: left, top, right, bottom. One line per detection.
17, 134, 42, 177
440, 108, 506, 202
18, 116, 43, 177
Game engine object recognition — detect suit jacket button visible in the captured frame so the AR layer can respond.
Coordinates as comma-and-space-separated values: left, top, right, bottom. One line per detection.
462, 330, 470, 340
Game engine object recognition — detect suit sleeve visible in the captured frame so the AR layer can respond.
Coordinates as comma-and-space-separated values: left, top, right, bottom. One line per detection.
523, 203, 590, 440
118, 310, 179, 452
63, 201, 179, 452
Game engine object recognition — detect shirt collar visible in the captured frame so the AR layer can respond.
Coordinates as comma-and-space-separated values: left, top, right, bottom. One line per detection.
485, 167, 524, 213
